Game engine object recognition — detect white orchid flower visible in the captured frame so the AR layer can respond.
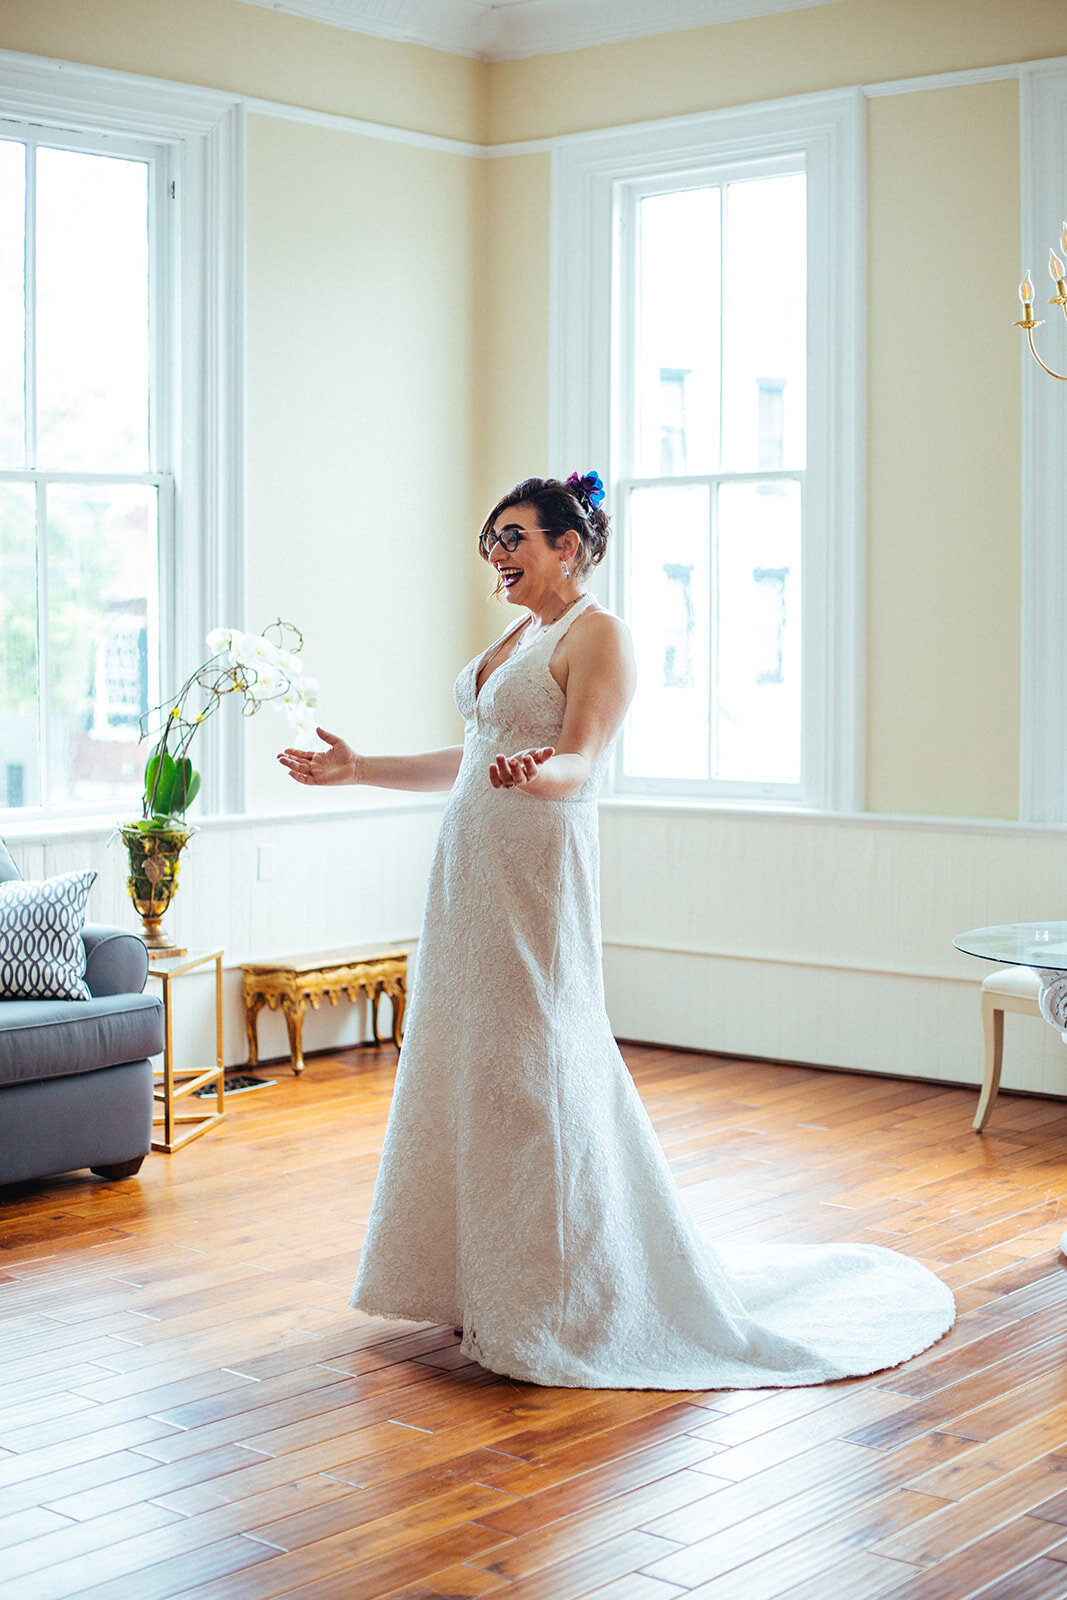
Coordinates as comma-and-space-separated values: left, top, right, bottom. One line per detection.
246, 661, 287, 695
190, 623, 315, 743
275, 648, 303, 678
271, 650, 318, 698
286, 702, 319, 742
234, 632, 285, 671
220, 629, 254, 667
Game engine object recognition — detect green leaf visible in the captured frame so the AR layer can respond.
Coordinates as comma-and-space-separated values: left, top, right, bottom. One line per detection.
144, 748, 201, 819
145, 752, 175, 817
144, 750, 164, 809
172, 757, 201, 812
156, 753, 178, 816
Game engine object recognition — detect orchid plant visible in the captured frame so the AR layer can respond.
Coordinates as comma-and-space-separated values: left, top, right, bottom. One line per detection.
135, 621, 318, 831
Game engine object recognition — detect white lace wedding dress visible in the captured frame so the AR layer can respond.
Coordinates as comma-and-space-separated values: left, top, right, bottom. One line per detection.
350, 595, 955, 1388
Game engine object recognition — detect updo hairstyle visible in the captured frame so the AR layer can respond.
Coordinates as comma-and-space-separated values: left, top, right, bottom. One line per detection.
479, 476, 611, 584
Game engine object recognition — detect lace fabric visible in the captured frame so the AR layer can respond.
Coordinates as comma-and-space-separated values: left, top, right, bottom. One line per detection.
350, 596, 954, 1388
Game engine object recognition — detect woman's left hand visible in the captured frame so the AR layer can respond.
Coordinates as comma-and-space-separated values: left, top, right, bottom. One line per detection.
489, 747, 555, 789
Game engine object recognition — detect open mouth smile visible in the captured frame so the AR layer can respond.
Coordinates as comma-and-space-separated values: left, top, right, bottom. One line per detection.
498, 567, 523, 589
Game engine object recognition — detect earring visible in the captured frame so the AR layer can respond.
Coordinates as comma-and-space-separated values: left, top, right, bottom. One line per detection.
562, 562, 570, 580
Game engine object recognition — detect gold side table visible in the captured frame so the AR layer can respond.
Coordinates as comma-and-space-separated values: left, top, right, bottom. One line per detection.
147, 948, 225, 1153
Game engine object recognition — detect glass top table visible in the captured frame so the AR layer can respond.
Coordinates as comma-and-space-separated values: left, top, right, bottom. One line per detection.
953, 922, 1067, 969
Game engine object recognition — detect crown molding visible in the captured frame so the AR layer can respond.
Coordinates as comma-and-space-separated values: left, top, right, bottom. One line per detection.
479, 0, 844, 61
238, 0, 487, 58
237, 0, 846, 62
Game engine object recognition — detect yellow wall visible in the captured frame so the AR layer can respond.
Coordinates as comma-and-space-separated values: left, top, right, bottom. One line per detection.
243, 116, 485, 810
483, 155, 552, 493
476, 154, 553, 646
0, 0, 487, 142
487, 0, 1066, 143
865, 82, 1021, 816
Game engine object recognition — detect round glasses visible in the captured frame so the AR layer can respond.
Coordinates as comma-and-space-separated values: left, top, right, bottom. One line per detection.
479, 526, 525, 558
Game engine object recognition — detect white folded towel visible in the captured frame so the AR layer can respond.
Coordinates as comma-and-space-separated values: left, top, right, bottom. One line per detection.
1037, 968, 1067, 1040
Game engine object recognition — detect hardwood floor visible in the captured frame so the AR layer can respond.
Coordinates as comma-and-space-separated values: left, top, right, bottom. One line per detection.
3, 1044, 1067, 1599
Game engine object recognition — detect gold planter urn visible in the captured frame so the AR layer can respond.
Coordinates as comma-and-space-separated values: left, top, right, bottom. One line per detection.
120, 824, 194, 958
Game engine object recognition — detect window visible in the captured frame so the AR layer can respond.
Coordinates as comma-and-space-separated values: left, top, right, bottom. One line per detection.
657, 368, 690, 473
0, 56, 244, 824
620, 168, 806, 790
0, 126, 169, 815
552, 90, 865, 808
757, 379, 786, 474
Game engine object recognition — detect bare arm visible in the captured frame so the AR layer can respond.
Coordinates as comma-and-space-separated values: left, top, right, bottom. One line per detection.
279, 728, 462, 793
488, 613, 636, 800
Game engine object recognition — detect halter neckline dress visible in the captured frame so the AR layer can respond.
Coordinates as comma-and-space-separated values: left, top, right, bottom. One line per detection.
350, 594, 954, 1388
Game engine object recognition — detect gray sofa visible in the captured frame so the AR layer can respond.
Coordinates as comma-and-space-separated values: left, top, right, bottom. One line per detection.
0, 841, 164, 1186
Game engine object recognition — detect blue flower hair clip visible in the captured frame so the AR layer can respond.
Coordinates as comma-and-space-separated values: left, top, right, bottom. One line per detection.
566, 469, 605, 511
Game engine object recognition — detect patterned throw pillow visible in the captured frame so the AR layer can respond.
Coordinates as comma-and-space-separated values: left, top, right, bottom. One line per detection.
0, 870, 97, 1000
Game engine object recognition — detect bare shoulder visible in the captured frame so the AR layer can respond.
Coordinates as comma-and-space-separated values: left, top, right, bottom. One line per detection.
553, 606, 635, 705
567, 605, 634, 663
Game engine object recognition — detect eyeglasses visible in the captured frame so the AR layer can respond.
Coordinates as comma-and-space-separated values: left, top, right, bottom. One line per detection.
479, 525, 536, 558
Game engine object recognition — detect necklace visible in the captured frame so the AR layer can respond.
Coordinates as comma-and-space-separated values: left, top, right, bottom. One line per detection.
546, 594, 583, 626
520, 594, 583, 648
479, 594, 584, 695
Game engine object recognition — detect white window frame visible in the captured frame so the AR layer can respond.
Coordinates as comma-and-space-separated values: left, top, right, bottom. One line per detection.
0, 49, 245, 820
1019, 62, 1067, 824
551, 89, 866, 810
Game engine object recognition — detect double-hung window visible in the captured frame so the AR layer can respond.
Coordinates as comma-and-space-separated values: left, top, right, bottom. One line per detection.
552, 91, 865, 808
0, 122, 171, 817
0, 55, 243, 826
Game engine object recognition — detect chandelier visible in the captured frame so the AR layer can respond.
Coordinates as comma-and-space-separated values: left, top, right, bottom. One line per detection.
1017, 224, 1067, 380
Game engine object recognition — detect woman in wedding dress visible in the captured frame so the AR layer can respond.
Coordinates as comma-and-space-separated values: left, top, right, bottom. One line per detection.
279, 472, 954, 1390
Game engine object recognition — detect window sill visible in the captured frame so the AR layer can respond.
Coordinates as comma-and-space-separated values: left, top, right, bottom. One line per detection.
597, 794, 1067, 838
0, 792, 447, 845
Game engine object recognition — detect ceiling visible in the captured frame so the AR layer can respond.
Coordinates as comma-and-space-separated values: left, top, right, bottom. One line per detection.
236, 0, 844, 62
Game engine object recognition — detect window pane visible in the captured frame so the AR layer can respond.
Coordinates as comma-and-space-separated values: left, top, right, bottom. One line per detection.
0, 140, 25, 469
0, 483, 40, 809
46, 483, 158, 809
721, 172, 806, 472
636, 188, 721, 477
624, 483, 711, 779
713, 478, 801, 783
36, 148, 150, 472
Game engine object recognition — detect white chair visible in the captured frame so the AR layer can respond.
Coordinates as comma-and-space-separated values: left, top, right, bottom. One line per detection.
974, 965, 1044, 1131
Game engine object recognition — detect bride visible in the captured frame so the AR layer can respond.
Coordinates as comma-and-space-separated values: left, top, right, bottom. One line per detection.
279, 472, 954, 1389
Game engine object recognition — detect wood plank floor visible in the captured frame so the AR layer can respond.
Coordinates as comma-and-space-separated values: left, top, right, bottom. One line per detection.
4, 1044, 1067, 1600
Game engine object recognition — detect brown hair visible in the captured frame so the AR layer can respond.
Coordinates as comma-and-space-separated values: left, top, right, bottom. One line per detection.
479, 476, 611, 584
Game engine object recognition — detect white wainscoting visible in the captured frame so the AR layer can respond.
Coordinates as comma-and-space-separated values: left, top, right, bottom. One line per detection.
12, 800, 1067, 1100
6, 801, 441, 1073
599, 804, 1067, 1099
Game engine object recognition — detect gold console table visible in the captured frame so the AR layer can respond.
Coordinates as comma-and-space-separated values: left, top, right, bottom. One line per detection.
239, 943, 409, 1076
146, 948, 225, 1153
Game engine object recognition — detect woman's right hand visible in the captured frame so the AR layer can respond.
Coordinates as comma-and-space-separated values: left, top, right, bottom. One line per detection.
277, 727, 360, 786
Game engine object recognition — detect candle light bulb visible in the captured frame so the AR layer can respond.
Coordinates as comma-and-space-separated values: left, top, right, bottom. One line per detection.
1050, 248, 1066, 282
1020, 272, 1035, 304
1061, 223, 1067, 258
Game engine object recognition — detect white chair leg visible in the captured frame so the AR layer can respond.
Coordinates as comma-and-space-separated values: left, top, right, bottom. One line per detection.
974, 993, 1004, 1132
